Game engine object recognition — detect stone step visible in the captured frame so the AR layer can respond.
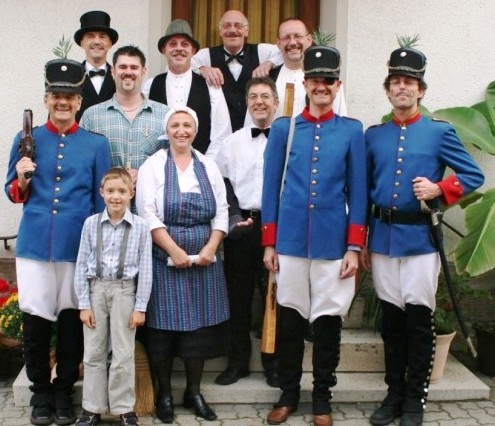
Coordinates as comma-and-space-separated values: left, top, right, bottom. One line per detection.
13, 355, 489, 406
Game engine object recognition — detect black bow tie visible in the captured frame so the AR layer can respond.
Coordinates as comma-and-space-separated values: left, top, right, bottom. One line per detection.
225, 50, 244, 64
88, 69, 106, 78
251, 127, 270, 138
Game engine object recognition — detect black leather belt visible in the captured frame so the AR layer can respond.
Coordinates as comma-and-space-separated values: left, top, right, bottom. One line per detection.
241, 209, 261, 220
374, 207, 431, 225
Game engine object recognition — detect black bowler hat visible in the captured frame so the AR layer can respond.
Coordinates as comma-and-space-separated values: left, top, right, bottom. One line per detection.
74, 11, 119, 46
157, 19, 200, 52
45, 59, 86, 94
388, 47, 427, 80
303, 46, 341, 79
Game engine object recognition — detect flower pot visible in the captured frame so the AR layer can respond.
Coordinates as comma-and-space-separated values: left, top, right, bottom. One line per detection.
430, 331, 456, 383
474, 322, 495, 376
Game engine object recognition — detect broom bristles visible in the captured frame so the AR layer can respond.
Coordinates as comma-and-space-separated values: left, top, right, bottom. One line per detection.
134, 340, 155, 416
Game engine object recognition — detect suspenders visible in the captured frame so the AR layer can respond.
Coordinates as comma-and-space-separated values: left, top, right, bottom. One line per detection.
95, 213, 131, 280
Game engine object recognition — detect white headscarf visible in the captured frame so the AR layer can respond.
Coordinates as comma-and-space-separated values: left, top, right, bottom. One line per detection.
162, 106, 199, 137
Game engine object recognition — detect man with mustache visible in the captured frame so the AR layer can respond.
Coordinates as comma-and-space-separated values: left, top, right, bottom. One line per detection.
261, 46, 367, 426
143, 19, 231, 158
191, 9, 283, 132
74, 10, 118, 122
362, 48, 484, 426
81, 45, 169, 204
269, 18, 347, 119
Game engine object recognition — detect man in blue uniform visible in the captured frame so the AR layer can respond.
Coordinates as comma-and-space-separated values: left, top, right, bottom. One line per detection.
262, 46, 368, 426
5, 59, 111, 425
362, 48, 484, 426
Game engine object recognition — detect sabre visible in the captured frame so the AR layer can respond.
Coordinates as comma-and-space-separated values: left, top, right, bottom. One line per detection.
420, 200, 477, 358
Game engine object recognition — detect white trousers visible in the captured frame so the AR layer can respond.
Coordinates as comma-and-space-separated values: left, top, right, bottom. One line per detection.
16, 258, 78, 321
277, 255, 355, 323
82, 279, 136, 415
371, 252, 440, 310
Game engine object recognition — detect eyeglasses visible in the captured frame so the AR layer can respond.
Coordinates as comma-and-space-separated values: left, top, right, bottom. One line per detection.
247, 93, 273, 102
278, 33, 308, 43
220, 22, 248, 30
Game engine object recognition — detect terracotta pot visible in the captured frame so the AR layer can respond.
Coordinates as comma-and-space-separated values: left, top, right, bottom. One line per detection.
0, 332, 21, 348
430, 331, 456, 383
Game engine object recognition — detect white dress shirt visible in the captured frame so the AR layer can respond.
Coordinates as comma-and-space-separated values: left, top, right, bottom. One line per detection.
85, 62, 106, 94
191, 43, 283, 81
215, 126, 267, 210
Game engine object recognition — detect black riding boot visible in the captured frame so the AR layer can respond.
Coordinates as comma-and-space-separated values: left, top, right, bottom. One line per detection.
370, 300, 408, 425
311, 315, 342, 415
275, 305, 307, 409
401, 304, 435, 426
23, 312, 54, 425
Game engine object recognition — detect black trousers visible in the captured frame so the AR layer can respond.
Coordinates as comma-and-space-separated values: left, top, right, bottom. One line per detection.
223, 216, 276, 372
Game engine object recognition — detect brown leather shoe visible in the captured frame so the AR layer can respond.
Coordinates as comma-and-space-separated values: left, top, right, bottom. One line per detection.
314, 413, 333, 426
267, 406, 296, 424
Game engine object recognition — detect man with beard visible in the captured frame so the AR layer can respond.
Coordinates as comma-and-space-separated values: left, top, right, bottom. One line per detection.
81, 45, 169, 201
74, 10, 118, 122
191, 9, 282, 131
143, 19, 231, 158
269, 18, 347, 119
362, 48, 484, 426
261, 46, 367, 426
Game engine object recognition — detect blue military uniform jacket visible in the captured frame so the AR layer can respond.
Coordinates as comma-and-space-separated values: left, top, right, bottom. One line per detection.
261, 108, 367, 259
5, 121, 111, 262
365, 113, 484, 257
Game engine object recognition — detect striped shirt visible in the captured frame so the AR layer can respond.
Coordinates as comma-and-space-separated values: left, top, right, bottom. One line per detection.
74, 208, 153, 312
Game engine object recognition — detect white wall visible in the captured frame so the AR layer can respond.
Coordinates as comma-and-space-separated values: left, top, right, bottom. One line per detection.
0, 0, 172, 239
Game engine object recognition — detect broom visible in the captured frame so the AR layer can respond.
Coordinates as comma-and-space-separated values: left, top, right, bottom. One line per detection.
134, 340, 155, 416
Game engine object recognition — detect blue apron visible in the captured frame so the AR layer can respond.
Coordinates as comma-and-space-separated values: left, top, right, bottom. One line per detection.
148, 149, 229, 331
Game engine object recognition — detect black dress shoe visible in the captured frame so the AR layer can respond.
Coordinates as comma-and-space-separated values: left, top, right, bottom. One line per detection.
183, 392, 217, 421
370, 404, 401, 425
54, 407, 76, 425
30, 405, 54, 425
214, 367, 250, 385
156, 394, 174, 423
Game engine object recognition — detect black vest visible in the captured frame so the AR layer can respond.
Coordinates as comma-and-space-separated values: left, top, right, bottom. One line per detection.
149, 72, 212, 154
210, 44, 260, 132
269, 64, 282, 82
77, 61, 116, 122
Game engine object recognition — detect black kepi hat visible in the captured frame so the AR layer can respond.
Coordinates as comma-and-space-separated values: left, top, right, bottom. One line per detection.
45, 59, 86, 94
303, 45, 341, 79
388, 47, 426, 80
157, 19, 200, 52
74, 11, 119, 46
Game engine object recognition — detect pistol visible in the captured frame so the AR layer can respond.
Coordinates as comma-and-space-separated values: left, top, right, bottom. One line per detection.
18, 109, 35, 179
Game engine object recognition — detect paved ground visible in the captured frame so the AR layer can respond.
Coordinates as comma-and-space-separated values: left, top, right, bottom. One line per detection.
1, 368, 495, 426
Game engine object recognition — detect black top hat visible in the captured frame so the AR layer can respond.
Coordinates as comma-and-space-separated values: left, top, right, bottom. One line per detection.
388, 47, 427, 80
303, 46, 341, 79
74, 11, 119, 46
45, 59, 86, 94
157, 19, 200, 52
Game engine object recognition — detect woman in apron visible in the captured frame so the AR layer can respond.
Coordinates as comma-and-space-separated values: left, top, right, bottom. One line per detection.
136, 107, 229, 423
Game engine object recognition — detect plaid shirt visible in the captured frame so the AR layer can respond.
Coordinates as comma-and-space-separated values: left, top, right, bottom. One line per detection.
74, 208, 153, 312
80, 95, 170, 169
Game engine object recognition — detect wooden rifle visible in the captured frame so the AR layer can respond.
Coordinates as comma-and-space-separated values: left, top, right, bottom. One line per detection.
260, 271, 277, 354
18, 109, 35, 178
282, 83, 295, 117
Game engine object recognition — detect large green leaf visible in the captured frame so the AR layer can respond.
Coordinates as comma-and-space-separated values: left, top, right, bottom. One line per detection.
484, 80, 495, 133
454, 189, 495, 276
472, 101, 495, 136
433, 107, 495, 155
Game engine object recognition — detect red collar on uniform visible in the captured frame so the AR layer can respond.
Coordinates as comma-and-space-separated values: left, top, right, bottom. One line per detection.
392, 111, 421, 126
301, 106, 335, 123
46, 120, 79, 135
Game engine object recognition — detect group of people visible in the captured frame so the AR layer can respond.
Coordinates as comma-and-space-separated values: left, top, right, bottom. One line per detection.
4, 8, 485, 426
